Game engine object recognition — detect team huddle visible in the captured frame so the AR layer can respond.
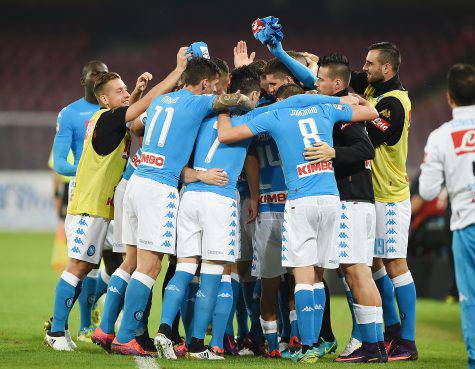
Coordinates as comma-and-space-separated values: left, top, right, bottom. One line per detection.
45, 17, 418, 364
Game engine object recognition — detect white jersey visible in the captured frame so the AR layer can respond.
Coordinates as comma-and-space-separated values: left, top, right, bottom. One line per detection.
419, 105, 475, 230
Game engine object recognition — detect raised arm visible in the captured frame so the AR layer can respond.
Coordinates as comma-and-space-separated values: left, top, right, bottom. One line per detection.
125, 47, 189, 122
217, 112, 255, 144
348, 94, 379, 122
269, 42, 317, 89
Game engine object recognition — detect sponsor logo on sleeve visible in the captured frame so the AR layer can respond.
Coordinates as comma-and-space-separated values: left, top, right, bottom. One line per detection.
451, 129, 475, 156
371, 117, 390, 132
140, 152, 165, 168
296, 161, 334, 178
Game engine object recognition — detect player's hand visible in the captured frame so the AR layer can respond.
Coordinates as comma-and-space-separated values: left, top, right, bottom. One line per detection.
234, 41, 256, 68
349, 93, 371, 106
134, 72, 153, 92
340, 95, 359, 106
303, 142, 336, 163
246, 196, 259, 224
305, 90, 319, 94
176, 46, 191, 71
301, 52, 319, 64
198, 168, 229, 186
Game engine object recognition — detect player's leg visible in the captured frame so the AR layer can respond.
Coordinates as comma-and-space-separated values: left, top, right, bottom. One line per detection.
452, 226, 475, 369
161, 256, 182, 345
210, 265, 233, 355
315, 278, 337, 356
381, 200, 417, 361
373, 201, 402, 345
45, 214, 108, 351
278, 274, 291, 348
113, 178, 178, 357
221, 265, 242, 356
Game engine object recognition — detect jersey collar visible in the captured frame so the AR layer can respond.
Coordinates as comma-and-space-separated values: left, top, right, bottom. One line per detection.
371, 75, 404, 97
453, 104, 475, 120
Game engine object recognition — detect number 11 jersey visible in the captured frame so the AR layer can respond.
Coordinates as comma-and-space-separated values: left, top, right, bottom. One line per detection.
134, 89, 216, 187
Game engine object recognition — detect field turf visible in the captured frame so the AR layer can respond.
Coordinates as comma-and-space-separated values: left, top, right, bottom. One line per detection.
0, 232, 469, 368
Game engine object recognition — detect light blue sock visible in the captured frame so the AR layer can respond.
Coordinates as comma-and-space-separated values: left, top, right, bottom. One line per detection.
51, 272, 81, 333
295, 284, 315, 347
393, 272, 416, 341
373, 267, 400, 327
339, 272, 361, 341
210, 276, 233, 349
116, 272, 154, 344
236, 284, 249, 338
192, 264, 224, 340
94, 269, 109, 304
313, 283, 326, 344
376, 307, 384, 342
225, 275, 240, 336
78, 270, 98, 329
290, 309, 300, 339
260, 318, 279, 352
99, 269, 130, 334
354, 304, 378, 343
161, 263, 196, 327
181, 277, 199, 345
136, 291, 152, 336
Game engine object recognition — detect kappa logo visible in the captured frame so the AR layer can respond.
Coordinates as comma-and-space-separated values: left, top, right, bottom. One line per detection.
78, 219, 87, 226
340, 213, 348, 220
108, 286, 120, 294
296, 161, 333, 178
229, 239, 235, 246
161, 240, 172, 248
196, 290, 205, 298
74, 237, 84, 245
282, 245, 288, 251
387, 246, 397, 253
386, 210, 396, 216
387, 203, 396, 207
76, 228, 85, 235
281, 254, 287, 261
164, 221, 174, 228
339, 223, 349, 229
339, 232, 348, 239
165, 212, 175, 219
166, 202, 176, 209
231, 202, 237, 208
339, 251, 349, 258
282, 226, 286, 232
218, 293, 232, 298
229, 230, 236, 236
231, 211, 237, 217
339, 241, 348, 248
228, 249, 235, 256
452, 129, 475, 156
165, 284, 180, 292
301, 306, 314, 312
386, 219, 397, 225
168, 193, 177, 199
387, 237, 396, 244
163, 231, 173, 238
71, 246, 80, 253
282, 235, 287, 242
314, 304, 323, 310
386, 228, 397, 235
229, 220, 237, 227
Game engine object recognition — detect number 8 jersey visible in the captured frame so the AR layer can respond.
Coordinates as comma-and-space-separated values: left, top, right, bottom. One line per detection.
247, 103, 353, 200
134, 90, 216, 187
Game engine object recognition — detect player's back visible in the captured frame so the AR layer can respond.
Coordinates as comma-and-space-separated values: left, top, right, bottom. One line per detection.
255, 133, 287, 211
134, 89, 215, 187
187, 113, 252, 199
59, 97, 99, 164
248, 103, 352, 200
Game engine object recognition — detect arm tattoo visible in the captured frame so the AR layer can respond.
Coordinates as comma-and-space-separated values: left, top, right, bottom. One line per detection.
212, 93, 253, 111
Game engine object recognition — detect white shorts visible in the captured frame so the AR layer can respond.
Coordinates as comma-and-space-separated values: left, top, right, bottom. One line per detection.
103, 220, 114, 252
374, 199, 411, 259
236, 195, 255, 261
68, 177, 76, 202
65, 213, 110, 264
122, 175, 178, 254
282, 196, 340, 269
112, 178, 128, 253
252, 212, 286, 278
337, 201, 375, 266
177, 191, 237, 262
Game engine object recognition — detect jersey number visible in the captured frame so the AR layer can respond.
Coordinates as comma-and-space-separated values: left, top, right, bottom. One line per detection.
298, 118, 320, 147
256, 144, 282, 190
205, 121, 220, 163
144, 106, 175, 147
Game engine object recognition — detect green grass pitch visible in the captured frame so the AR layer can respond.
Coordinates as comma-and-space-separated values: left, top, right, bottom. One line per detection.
0, 232, 469, 368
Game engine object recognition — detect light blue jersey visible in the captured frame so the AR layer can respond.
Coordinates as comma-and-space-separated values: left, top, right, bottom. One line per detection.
53, 98, 99, 176
255, 133, 287, 212
123, 148, 142, 181
186, 111, 257, 199
134, 89, 215, 187
247, 103, 353, 200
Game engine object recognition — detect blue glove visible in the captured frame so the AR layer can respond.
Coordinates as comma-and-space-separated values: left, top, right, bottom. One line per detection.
251, 16, 283, 47
187, 42, 210, 60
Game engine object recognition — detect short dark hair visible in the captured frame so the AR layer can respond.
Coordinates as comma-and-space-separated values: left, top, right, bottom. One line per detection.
211, 57, 229, 77
276, 83, 304, 100
229, 66, 261, 95
368, 42, 401, 73
248, 59, 267, 78
318, 53, 351, 86
182, 58, 220, 86
93, 72, 121, 97
265, 58, 294, 80
447, 63, 475, 106
82, 60, 107, 79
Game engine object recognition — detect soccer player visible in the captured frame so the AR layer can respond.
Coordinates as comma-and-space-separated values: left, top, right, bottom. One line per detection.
419, 63, 475, 369
305, 53, 385, 362
154, 66, 262, 360
44, 48, 189, 351
113, 57, 255, 357
50, 60, 121, 342
217, 86, 378, 363
351, 42, 417, 361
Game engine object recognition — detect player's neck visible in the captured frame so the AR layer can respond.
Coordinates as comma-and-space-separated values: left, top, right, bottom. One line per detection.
84, 89, 99, 105
183, 85, 204, 95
